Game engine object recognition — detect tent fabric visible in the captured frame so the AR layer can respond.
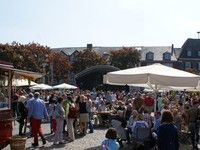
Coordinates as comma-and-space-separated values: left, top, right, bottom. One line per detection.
4, 79, 37, 86
12, 79, 37, 87
30, 84, 52, 90
52, 83, 77, 89
104, 63, 200, 87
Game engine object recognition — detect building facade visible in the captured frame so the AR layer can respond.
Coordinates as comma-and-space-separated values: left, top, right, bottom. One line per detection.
51, 38, 200, 88
178, 38, 200, 74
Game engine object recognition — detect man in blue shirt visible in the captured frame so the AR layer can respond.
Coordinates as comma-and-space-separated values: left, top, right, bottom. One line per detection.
28, 92, 49, 147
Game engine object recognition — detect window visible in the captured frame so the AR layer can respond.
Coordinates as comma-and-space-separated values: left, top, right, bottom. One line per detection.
163, 63, 173, 67
187, 50, 192, 57
185, 62, 191, 69
198, 62, 200, 70
198, 51, 200, 57
146, 63, 154, 66
163, 53, 171, 61
146, 52, 154, 61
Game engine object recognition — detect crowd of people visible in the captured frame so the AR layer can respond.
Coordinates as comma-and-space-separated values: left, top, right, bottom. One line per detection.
10, 88, 200, 149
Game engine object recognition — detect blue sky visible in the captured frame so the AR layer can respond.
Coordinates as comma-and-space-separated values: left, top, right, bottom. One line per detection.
0, 0, 200, 48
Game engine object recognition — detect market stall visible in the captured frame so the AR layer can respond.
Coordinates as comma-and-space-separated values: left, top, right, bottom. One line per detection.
0, 61, 43, 149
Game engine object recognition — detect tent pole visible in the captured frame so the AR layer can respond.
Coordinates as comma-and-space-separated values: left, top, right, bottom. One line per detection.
154, 84, 158, 112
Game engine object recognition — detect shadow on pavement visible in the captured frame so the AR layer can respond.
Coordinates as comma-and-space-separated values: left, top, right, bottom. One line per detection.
26, 143, 66, 150
84, 145, 101, 150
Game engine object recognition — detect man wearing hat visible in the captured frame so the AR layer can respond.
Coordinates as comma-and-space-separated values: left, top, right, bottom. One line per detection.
28, 92, 49, 147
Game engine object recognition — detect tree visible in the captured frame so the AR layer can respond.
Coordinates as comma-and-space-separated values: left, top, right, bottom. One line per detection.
48, 52, 72, 83
110, 47, 141, 69
0, 42, 71, 84
0, 42, 50, 72
72, 49, 106, 73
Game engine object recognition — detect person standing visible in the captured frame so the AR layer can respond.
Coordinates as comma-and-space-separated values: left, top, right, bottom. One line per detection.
78, 95, 89, 135
86, 94, 94, 133
28, 92, 49, 147
187, 100, 200, 149
25, 93, 34, 136
157, 110, 179, 150
16, 95, 27, 135
54, 97, 66, 144
63, 94, 71, 133
67, 100, 79, 142
48, 100, 56, 134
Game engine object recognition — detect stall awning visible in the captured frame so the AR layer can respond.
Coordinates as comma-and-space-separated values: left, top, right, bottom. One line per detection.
13, 69, 44, 80
0, 63, 44, 80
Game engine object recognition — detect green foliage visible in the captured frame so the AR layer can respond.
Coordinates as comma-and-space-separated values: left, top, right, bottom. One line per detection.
110, 47, 141, 69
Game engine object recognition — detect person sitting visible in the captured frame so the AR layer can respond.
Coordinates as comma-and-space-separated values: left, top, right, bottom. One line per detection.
98, 100, 107, 112
111, 110, 127, 147
157, 110, 179, 150
132, 113, 149, 138
101, 128, 120, 150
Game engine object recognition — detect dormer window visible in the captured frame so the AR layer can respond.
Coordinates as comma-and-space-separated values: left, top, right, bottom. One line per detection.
185, 62, 191, 69
163, 52, 171, 61
187, 50, 192, 57
198, 51, 200, 57
146, 52, 154, 61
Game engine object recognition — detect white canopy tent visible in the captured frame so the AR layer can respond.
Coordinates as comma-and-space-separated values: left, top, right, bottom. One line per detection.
169, 86, 200, 92
104, 63, 200, 111
104, 63, 200, 88
30, 83, 52, 90
52, 83, 77, 90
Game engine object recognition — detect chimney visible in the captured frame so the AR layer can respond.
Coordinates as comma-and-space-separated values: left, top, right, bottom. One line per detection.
87, 44, 93, 50
171, 44, 174, 54
197, 32, 200, 39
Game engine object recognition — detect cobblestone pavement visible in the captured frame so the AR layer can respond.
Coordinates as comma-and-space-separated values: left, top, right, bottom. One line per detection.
3, 122, 195, 150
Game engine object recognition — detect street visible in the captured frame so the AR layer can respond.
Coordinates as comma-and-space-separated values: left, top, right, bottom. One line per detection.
3, 122, 195, 150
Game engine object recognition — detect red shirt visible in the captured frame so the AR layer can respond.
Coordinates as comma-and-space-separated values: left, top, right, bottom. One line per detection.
144, 96, 154, 106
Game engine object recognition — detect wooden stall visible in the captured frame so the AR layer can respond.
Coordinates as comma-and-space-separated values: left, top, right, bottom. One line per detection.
0, 61, 43, 149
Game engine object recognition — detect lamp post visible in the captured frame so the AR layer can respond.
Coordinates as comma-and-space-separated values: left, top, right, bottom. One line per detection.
50, 62, 54, 86
42, 63, 47, 83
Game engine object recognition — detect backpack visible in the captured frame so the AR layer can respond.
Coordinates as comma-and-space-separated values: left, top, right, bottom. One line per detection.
68, 104, 79, 119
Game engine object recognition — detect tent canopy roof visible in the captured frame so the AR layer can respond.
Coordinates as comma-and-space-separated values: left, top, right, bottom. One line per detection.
53, 83, 77, 89
105, 63, 200, 87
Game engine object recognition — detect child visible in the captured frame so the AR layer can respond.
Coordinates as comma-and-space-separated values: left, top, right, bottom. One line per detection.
101, 128, 119, 150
